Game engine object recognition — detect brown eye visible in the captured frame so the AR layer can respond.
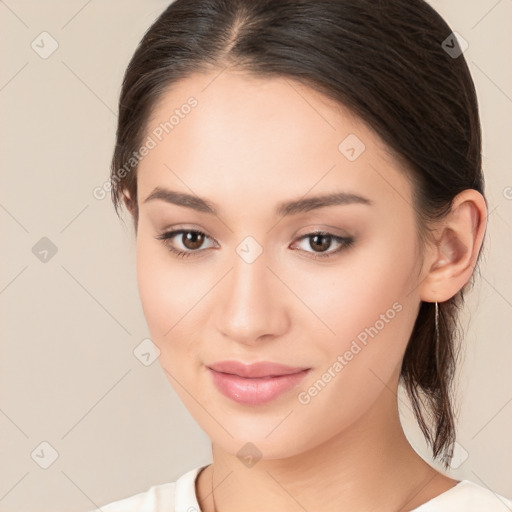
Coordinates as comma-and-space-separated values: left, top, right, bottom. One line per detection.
309, 233, 333, 253
155, 229, 217, 259
292, 231, 355, 260
181, 231, 205, 250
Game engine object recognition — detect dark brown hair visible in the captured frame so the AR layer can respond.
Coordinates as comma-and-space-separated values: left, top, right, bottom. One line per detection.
110, 0, 486, 467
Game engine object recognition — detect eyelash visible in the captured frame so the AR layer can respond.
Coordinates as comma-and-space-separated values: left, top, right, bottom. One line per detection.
155, 229, 354, 260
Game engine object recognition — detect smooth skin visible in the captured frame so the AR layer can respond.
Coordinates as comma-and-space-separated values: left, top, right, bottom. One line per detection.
123, 68, 487, 512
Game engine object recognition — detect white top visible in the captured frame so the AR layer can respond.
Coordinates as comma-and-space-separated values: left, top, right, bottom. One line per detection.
91, 465, 512, 512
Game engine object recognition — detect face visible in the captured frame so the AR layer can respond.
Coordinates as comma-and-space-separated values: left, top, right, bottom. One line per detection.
133, 70, 426, 459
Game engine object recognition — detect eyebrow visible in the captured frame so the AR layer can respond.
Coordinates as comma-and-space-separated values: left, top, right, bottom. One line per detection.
143, 187, 373, 217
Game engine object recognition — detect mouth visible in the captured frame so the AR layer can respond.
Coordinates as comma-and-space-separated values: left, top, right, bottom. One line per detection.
206, 360, 310, 378
206, 363, 311, 405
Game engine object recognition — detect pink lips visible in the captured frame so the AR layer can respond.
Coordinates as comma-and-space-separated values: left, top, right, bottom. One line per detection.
207, 360, 311, 405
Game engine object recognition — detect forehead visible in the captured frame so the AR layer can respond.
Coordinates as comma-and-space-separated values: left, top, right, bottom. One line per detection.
137, 70, 413, 218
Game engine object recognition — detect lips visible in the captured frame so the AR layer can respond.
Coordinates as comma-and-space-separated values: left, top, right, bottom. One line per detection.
207, 360, 310, 378
206, 360, 311, 405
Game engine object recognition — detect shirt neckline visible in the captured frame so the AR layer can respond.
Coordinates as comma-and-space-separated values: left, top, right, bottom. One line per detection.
409, 479, 466, 510
175, 465, 468, 512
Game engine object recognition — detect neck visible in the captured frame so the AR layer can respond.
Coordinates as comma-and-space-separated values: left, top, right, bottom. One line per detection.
197, 382, 455, 512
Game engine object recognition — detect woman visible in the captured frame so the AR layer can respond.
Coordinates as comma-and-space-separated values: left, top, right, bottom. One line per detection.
93, 0, 512, 510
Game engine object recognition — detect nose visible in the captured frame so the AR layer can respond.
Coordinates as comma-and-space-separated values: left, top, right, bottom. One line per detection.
214, 249, 290, 345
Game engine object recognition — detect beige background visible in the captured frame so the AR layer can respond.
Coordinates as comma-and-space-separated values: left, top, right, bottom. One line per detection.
0, 1, 511, 511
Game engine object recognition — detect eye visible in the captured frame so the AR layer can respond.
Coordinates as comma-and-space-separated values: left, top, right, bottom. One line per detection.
290, 231, 354, 260
155, 229, 217, 258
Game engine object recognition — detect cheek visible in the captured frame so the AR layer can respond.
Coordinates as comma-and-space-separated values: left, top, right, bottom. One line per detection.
293, 296, 417, 448
135, 237, 204, 395
295, 235, 419, 391
135, 230, 220, 376
292, 236, 416, 346
135, 232, 193, 341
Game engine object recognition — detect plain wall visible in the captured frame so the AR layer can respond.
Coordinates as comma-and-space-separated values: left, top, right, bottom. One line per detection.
0, 1, 511, 511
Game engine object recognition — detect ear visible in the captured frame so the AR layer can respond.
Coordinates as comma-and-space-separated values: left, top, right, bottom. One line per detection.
418, 189, 487, 303
122, 189, 136, 215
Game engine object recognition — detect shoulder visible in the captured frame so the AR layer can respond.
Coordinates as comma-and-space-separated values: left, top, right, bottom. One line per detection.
413, 479, 512, 511
85, 465, 207, 512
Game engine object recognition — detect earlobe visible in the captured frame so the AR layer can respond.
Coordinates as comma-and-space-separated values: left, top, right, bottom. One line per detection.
419, 189, 487, 303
